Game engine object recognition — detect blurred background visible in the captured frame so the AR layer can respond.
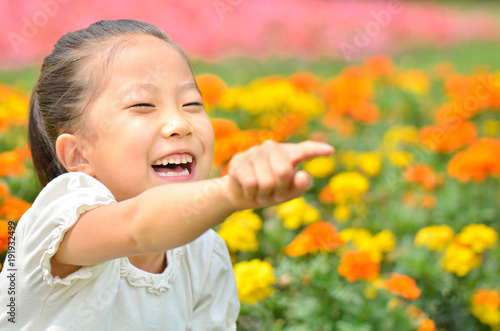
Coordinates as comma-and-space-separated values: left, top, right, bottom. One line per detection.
1, 1, 500, 330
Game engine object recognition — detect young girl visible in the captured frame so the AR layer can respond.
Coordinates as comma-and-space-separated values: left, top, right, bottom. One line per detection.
0, 20, 333, 330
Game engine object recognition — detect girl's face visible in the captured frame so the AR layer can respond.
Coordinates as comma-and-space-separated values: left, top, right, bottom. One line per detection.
82, 36, 214, 201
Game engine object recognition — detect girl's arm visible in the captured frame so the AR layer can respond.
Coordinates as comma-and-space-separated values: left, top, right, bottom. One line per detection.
52, 141, 333, 272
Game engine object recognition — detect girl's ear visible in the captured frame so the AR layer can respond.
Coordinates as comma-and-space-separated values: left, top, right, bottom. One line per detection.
56, 134, 95, 176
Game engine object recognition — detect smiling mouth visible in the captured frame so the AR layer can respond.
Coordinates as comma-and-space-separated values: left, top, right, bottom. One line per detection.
152, 154, 194, 177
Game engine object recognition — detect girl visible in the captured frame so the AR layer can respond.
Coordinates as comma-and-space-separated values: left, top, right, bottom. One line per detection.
0, 20, 333, 330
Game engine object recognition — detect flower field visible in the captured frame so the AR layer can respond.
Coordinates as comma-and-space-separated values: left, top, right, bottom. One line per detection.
1, 53, 499, 330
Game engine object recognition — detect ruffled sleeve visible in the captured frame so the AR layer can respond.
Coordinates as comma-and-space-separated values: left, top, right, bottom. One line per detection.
190, 231, 240, 330
17, 172, 116, 299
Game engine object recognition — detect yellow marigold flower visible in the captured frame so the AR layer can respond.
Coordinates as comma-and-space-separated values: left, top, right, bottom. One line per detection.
340, 228, 372, 248
442, 242, 481, 277
275, 197, 321, 230
0, 84, 29, 130
303, 157, 335, 178
363, 278, 385, 299
471, 306, 500, 327
218, 78, 324, 118
387, 297, 401, 311
356, 152, 382, 177
328, 172, 369, 204
234, 259, 276, 304
383, 125, 419, 149
394, 70, 430, 95
339, 150, 358, 170
333, 204, 351, 222
388, 151, 413, 168
218, 222, 258, 253
217, 210, 262, 252
340, 228, 387, 262
483, 119, 500, 137
372, 230, 396, 253
456, 224, 498, 254
415, 225, 455, 252
228, 210, 263, 232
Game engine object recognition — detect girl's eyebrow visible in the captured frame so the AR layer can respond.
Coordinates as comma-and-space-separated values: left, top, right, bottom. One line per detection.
124, 83, 158, 94
179, 82, 201, 94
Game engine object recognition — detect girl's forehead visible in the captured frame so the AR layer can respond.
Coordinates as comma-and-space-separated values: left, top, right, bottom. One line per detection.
104, 37, 193, 89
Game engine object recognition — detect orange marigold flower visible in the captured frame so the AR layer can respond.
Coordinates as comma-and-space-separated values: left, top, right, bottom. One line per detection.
384, 273, 421, 300
401, 191, 437, 209
472, 289, 500, 309
420, 194, 437, 209
289, 72, 320, 93
0, 181, 8, 197
447, 138, 500, 182
363, 55, 394, 78
337, 250, 380, 282
211, 118, 240, 138
14, 146, 31, 160
417, 318, 437, 331
285, 222, 344, 257
196, 74, 227, 109
0, 196, 31, 221
444, 74, 498, 112
348, 102, 379, 124
318, 186, 335, 203
0, 220, 10, 252
321, 66, 378, 124
434, 103, 475, 125
407, 305, 424, 319
0, 150, 25, 177
404, 164, 441, 191
419, 120, 477, 153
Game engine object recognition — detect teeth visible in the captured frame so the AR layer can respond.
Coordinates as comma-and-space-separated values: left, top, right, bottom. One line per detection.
152, 154, 194, 166
155, 168, 190, 177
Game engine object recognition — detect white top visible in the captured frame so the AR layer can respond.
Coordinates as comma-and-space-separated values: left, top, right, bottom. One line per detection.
0, 172, 240, 331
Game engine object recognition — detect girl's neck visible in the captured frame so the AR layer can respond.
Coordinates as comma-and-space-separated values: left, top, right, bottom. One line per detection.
128, 252, 167, 274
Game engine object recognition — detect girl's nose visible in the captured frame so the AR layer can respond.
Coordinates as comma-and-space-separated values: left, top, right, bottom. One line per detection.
160, 110, 193, 138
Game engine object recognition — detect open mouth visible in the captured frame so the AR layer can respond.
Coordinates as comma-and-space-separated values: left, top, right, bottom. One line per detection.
152, 154, 194, 177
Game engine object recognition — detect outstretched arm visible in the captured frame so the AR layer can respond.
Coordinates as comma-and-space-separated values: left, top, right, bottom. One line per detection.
52, 140, 333, 271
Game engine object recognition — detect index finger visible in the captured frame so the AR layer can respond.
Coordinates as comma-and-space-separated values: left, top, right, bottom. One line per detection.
283, 141, 334, 166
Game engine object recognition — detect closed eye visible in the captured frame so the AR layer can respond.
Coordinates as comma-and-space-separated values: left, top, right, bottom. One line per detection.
183, 102, 204, 107
131, 103, 155, 108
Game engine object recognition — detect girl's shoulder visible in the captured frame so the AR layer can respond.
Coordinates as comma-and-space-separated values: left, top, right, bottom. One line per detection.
44, 172, 113, 197
27, 171, 116, 216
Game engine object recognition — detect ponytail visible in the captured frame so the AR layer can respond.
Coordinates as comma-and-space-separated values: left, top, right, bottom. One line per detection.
28, 86, 67, 187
